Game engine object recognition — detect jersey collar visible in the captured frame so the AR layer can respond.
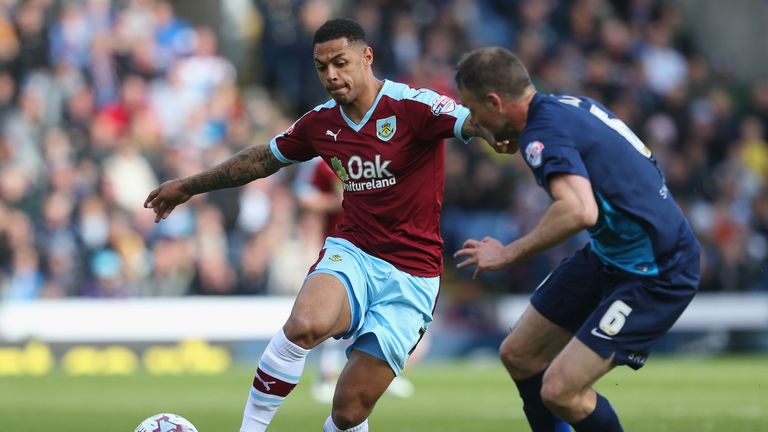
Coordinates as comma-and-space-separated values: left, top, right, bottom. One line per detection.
339, 79, 391, 132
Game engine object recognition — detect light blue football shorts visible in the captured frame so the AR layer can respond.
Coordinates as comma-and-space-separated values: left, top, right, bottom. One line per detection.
308, 236, 439, 375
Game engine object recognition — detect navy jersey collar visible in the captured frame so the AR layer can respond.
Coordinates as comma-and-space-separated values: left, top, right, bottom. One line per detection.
528, 92, 545, 115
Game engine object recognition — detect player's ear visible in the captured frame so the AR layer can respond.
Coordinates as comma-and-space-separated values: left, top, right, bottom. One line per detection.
362, 46, 373, 67
486, 93, 504, 112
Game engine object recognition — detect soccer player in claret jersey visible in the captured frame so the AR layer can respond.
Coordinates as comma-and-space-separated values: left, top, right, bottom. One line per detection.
144, 18, 494, 432
293, 159, 418, 403
453, 47, 701, 432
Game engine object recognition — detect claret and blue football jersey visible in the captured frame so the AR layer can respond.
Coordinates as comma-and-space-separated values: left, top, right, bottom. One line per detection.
519, 93, 700, 276
270, 80, 470, 277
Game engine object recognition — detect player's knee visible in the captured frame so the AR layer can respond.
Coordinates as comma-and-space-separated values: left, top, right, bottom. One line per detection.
540, 369, 573, 411
499, 338, 539, 378
331, 385, 375, 428
331, 404, 369, 430
283, 316, 327, 349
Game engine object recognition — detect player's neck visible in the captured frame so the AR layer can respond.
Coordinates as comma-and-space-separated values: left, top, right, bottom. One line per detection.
343, 78, 384, 124
515, 89, 537, 130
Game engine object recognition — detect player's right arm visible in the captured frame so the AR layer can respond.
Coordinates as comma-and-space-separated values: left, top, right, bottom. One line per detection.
144, 144, 288, 223
454, 173, 597, 278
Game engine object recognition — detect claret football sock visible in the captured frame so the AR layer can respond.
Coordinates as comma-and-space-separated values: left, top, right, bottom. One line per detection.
239, 328, 310, 432
515, 371, 572, 432
571, 393, 623, 432
323, 416, 369, 432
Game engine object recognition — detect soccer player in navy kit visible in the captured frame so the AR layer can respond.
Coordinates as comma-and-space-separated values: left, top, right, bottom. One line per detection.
453, 47, 701, 432
145, 19, 494, 432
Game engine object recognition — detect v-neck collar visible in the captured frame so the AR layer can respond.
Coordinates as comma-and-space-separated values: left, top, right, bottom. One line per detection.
339, 79, 390, 132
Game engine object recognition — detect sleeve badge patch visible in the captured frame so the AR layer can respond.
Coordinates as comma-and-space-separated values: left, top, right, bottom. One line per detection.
431, 95, 456, 116
525, 141, 545, 168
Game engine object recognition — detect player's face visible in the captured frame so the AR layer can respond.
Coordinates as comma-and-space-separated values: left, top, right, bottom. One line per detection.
314, 38, 371, 105
459, 88, 521, 153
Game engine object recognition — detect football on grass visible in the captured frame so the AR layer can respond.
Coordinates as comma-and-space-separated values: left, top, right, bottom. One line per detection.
134, 413, 198, 432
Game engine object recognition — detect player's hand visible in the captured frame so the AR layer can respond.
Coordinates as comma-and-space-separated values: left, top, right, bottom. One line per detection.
143, 179, 192, 223
471, 121, 518, 155
453, 236, 509, 279
491, 138, 518, 154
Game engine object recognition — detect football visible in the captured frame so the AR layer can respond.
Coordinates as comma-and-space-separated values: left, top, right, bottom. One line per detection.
134, 413, 199, 432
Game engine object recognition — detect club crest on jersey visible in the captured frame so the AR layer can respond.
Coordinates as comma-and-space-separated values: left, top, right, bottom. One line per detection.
331, 157, 349, 181
525, 141, 545, 168
329, 254, 342, 262
431, 95, 456, 116
376, 116, 396, 141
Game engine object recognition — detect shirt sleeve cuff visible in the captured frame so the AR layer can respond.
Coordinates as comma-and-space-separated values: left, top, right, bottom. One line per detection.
270, 137, 302, 164
453, 106, 471, 144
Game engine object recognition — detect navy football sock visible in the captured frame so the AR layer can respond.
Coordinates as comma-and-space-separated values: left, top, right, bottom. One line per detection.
514, 371, 571, 432
571, 393, 623, 432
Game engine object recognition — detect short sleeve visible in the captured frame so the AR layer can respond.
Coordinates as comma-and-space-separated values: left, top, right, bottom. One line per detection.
402, 87, 470, 143
521, 125, 588, 192
270, 111, 319, 164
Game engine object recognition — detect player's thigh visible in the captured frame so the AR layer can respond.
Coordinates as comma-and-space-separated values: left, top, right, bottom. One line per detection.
349, 267, 439, 376
284, 272, 352, 346
332, 350, 395, 422
528, 245, 606, 335
499, 304, 573, 377
502, 246, 605, 375
544, 336, 614, 399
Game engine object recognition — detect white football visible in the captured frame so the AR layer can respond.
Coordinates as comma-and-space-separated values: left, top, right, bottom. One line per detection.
134, 413, 199, 432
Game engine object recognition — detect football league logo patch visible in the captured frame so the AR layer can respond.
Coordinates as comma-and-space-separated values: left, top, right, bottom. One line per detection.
525, 141, 545, 168
376, 116, 397, 141
284, 119, 299, 135
431, 95, 456, 116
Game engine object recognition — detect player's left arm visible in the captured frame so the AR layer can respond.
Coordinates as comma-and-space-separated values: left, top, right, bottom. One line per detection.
454, 173, 597, 278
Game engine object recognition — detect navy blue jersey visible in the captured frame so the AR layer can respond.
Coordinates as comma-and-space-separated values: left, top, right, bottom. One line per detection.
519, 93, 700, 276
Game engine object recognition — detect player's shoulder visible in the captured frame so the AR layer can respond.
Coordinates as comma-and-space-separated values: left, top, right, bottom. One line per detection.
536, 93, 609, 117
308, 99, 339, 117
520, 94, 584, 150
525, 93, 572, 131
382, 80, 458, 114
533, 93, 578, 115
288, 99, 338, 131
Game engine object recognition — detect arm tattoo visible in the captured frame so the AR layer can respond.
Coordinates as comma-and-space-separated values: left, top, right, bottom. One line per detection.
181, 145, 289, 195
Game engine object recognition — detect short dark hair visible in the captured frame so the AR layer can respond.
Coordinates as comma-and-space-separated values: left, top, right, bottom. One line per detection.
313, 18, 367, 46
455, 47, 533, 99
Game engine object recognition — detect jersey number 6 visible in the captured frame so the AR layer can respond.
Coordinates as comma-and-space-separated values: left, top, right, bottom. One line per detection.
599, 300, 633, 336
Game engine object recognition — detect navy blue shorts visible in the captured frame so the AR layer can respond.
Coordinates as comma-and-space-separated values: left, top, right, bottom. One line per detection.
530, 244, 699, 369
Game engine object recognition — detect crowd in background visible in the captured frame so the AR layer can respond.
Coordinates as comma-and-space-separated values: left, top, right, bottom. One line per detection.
0, 0, 767, 306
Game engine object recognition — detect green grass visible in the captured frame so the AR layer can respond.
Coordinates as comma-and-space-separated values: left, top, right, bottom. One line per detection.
1, 356, 766, 431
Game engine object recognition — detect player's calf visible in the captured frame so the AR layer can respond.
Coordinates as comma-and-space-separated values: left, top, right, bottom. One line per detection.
331, 407, 371, 431
239, 328, 310, 432
330, 384, 378, 429
569, 393, 623, 432
540, 373, 623, 431
324, 416, 369, 432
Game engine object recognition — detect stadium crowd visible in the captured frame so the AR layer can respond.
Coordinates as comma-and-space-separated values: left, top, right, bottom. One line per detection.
0, 0, 766, 303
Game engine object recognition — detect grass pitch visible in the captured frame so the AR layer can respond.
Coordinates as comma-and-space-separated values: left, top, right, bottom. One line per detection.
0, 356, 765, 431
